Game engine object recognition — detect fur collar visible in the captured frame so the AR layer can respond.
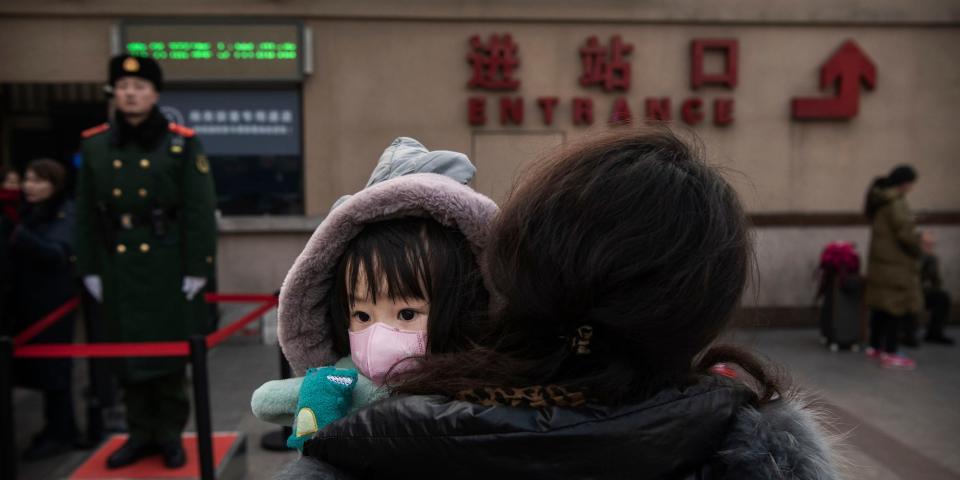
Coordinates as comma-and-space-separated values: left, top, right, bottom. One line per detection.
716, 392, 842, 479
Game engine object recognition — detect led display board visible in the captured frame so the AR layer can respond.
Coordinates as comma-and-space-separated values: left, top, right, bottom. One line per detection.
122, 23, 303, 82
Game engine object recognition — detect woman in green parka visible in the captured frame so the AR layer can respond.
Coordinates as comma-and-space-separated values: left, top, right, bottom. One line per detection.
863, 165, 932, 370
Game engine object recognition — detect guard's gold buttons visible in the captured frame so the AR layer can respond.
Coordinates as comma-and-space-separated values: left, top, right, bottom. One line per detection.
113, 159, 123, 169
112, 188, 122, 198
205, 256, 214, 264
116, 244, 127, 254
138, 188, 148, 198
140, 158, 151, 169
139, 243, 150, 253
170, 145, 183, 154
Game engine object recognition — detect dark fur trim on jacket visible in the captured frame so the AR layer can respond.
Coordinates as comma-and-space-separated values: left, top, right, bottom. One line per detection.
714, 393, 842, 479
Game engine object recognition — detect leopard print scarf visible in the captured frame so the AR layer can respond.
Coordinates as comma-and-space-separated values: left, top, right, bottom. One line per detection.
455, 385, 588, 408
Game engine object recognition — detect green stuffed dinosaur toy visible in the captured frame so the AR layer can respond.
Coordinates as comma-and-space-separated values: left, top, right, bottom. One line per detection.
251, 357, 387, 450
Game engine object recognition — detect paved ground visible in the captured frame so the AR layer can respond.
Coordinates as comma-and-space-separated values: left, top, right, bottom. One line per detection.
732, 328, 960, 480
10, 325, 960, 479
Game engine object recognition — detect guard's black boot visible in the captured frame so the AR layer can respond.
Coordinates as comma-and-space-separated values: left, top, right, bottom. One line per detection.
161, 439, 186, 468
106, 438, 157, 469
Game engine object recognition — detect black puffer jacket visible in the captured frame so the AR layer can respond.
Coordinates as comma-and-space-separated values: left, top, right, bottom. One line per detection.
276, 375, 839, 479
9, 198, 78, 391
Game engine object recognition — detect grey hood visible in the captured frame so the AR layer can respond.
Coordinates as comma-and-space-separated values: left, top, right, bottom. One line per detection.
331, 137, 477, 210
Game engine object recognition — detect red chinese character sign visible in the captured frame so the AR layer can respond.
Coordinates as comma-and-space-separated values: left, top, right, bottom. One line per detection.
579, 35, 633, 92
691, 39, 738, 89
792, 40, 876, 120
683, 39, 738, 126
465, 34, 738, 128
467, 34, 521, 91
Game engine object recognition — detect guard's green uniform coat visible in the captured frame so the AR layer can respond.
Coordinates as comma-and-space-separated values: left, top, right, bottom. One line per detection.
76, 113, 216, 384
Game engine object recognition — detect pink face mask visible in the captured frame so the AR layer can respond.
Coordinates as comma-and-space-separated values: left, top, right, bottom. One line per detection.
348, 322, 427, 385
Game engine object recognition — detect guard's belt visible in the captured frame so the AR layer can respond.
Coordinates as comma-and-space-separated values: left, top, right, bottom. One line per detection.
112, 208, 178, 231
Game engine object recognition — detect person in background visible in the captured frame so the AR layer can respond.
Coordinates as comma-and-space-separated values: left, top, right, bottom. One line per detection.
921, 252, 954, 345
75, 54, 217, 469
1, 166, 20, 223
863, 165, 931, 369
9, 158, 79, 460
1, 165, 21, 334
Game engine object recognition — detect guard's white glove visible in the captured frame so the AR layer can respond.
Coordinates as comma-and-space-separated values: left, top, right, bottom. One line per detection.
182, 276, 208, 301
83, 275, 103, 303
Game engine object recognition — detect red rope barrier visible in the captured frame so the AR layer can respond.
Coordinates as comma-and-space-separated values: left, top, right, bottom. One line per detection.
13, 297, 80, 347
11, 294, 278, 358
13, 341, 190, 358
205, 297, 278, 348
204, 293, 278, 303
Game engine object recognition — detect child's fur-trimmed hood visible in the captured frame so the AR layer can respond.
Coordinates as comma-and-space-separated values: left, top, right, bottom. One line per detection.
278, 138, 498, 375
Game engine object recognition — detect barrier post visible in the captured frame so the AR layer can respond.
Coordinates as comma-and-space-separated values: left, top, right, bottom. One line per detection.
1, 336, 16, 480
279, 346, 292, 438
189, 335, 215, 480
81, 290, 110, 446
260, 345, 293, 451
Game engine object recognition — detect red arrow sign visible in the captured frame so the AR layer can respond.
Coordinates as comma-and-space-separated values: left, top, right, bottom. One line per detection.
791, 40, 877, 120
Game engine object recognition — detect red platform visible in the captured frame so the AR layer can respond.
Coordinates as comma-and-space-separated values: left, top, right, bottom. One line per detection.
70, 432, 244, 479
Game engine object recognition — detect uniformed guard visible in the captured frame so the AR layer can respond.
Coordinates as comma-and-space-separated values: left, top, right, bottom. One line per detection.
75, 54, 217, 469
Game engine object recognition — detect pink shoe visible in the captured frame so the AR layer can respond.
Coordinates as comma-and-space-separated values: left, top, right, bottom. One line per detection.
865, 347, 881, 360
880, 353, 916, 370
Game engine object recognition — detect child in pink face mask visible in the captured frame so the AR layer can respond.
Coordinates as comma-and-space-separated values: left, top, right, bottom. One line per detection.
251, 138, 497, 449
330, 217, 486, 386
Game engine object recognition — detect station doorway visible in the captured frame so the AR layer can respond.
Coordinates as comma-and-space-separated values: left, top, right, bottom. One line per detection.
0, 83, 107, 193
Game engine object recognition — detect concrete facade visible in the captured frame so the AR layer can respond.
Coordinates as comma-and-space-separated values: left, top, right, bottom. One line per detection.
1, 1, 958, 309
749, 225, 960, 307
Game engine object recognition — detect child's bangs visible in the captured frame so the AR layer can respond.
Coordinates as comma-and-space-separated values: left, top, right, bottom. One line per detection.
342, 221, 434, 305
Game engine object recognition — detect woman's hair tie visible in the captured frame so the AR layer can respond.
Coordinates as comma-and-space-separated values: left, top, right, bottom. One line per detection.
570, 325, 594, 355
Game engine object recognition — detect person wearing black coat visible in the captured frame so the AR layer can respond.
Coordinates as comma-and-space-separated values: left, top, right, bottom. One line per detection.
921, 254, 954, 345
273, 130, 841, 479
9, 158, 79, 461
0, 165, 21, 335
280, 376, 836, 479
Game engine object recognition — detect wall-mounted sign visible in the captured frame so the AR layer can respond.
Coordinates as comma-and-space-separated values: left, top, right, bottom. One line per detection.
465, 35, 877, 127
791, 40, 876, 120
159, 89, 301, 156
465, 34, 737, 127
121, 22, 304, 82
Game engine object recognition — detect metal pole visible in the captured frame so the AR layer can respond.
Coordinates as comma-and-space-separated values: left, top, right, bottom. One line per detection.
189, 335, 215, 480
260, 344, 292, 451
279, 346, 292, 437
1, 336, 17, 480
81, 290, 106, 446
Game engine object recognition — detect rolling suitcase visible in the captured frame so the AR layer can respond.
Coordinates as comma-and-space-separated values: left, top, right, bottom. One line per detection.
816, 242, 865, 351
819, 274, 865, 351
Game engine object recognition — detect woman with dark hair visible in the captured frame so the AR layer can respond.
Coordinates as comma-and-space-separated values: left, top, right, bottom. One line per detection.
277, 129, 840, 479
863, 165, 931, 369
9, 158, 80, 460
